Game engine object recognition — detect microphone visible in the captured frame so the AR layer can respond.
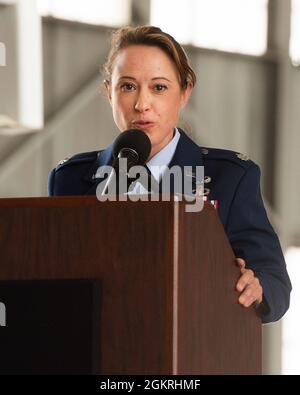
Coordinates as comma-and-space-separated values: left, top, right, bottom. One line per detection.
101, 129, 151, 195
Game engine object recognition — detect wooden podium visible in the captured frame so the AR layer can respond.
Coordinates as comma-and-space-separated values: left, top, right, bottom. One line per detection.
0, 196, 261, 374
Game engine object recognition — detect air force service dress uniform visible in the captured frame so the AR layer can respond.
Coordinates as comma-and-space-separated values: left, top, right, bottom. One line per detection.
48, 128, 291, 323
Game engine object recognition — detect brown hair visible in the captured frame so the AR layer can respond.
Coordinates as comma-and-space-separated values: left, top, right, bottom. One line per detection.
103, 25, 196, 90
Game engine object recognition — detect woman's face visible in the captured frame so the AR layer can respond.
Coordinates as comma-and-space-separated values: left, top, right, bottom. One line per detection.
105, 45, 192, 159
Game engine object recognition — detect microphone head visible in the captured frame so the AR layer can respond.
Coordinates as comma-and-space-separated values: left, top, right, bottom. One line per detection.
112, 129, 151, 165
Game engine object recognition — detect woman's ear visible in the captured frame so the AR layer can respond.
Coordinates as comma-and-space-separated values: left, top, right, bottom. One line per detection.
103, 79, 112, 103
180, 82, 193, 109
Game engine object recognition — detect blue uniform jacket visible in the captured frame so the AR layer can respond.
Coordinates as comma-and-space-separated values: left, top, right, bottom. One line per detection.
48, 128, 291, 323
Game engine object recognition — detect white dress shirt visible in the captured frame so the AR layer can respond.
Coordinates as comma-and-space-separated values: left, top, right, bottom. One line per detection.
128, 128, 181, 194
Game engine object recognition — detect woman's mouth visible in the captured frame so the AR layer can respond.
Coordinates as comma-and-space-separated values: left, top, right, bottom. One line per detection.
132, 121, 155, 130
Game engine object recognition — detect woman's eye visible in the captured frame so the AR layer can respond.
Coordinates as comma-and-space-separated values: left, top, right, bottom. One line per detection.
120, 83, 136, 92
154, 84, 167, 92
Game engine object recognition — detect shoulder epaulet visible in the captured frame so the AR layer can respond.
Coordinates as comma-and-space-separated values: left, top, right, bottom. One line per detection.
55, 150, 100, 171
201, 147, 254, 169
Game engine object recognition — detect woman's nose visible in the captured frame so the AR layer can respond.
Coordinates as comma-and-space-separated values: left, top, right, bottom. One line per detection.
134, 90, 150, 112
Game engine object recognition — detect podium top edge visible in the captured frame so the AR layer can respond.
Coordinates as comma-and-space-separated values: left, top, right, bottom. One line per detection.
0, 195, 212, 211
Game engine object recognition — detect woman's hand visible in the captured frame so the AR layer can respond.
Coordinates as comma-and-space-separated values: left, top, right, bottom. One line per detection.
236, 258, 263, 307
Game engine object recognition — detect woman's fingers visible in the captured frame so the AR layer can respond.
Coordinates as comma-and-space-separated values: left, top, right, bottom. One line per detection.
235, 258, 263, 306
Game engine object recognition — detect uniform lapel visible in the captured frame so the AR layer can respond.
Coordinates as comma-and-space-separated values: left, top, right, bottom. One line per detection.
160, 128, 204, 194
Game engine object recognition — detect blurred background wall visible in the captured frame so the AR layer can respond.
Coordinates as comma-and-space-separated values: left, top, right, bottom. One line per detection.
0, 0, 299, 374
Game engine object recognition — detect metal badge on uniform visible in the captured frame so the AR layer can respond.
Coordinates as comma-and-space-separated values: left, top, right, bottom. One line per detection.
236, 153, 249, 161
57, 158, 69, 166
55, 157, 69, 170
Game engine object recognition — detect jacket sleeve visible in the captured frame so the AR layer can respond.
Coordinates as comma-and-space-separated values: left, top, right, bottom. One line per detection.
226, 163, 292, 323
